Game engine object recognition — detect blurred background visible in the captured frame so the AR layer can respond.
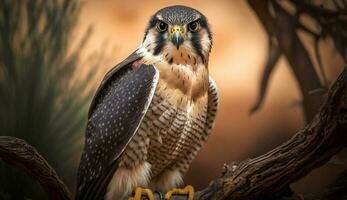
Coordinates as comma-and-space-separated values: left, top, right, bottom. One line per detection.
0, 0, 346, 199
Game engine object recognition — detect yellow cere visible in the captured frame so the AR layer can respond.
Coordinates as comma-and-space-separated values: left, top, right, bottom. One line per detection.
170, 25, 188, 40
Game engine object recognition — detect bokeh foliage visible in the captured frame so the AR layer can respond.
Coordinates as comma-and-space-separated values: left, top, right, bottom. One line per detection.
0, 0, 95, 199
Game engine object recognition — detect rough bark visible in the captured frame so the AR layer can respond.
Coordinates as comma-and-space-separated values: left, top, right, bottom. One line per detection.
0, 136, 72, 200
188, 66, 347, 200
1, 66, 346, 200
1, 1, 346, 200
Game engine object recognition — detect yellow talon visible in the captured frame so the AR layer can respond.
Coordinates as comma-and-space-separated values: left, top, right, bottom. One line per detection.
129, 187, 155, 200
165, 185, 194, 200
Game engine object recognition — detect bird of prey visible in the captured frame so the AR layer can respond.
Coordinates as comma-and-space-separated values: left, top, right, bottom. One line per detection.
76, 5, 219, 200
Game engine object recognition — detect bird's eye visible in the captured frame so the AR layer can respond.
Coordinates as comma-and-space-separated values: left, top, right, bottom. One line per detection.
156, 21, 168, 32
188, 21, 200, 32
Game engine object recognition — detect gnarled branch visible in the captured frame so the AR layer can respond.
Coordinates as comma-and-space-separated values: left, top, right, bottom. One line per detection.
1, 70, 347, 200
189, 66, 347, 199
1, 66, 347, 199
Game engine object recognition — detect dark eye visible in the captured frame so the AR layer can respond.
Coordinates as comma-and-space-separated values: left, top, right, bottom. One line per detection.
188, 21, 200, 32
156, 21, 168, 32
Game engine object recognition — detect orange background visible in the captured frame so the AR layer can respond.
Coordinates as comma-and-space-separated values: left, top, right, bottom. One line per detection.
76, 0, 345, 193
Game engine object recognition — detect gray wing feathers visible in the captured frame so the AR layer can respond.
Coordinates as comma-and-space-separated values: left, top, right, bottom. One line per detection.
76, 62, 159, 200
88, 51, 141, 118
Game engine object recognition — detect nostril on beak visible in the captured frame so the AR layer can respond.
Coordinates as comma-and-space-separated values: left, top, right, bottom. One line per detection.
171, 26, 184, 49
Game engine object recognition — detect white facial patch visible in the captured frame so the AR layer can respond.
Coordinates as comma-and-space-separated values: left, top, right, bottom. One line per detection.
199, 29, 212, 55
140, 29, 158, 50
139, 20, 211, 69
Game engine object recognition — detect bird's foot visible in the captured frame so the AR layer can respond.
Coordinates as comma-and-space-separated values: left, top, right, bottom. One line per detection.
129, 187, 155, 200
165, 185, 194, 200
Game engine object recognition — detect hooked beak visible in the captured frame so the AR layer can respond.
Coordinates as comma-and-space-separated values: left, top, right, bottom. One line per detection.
171, 26, 184, 49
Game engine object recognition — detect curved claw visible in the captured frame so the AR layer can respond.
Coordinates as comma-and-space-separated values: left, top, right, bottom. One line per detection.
129, 187, 155, 200
165, 185, 194, 200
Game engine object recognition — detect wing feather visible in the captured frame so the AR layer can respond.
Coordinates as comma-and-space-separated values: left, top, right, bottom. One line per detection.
76, 53, 159, 200
88, 51, 141, 118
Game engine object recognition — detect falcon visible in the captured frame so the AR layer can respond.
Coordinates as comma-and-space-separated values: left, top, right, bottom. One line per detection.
76, 5, 219, 200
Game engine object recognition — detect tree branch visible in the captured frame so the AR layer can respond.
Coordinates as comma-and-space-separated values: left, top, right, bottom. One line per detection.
187, 66, 347, 199
0, 1, 346, 200
248, 0, 325, 122
249, 36, 281, 114
0, 136, 72, 200
272, 0, 325, 122
288, 0, 347, 61
1, 64, 347, 200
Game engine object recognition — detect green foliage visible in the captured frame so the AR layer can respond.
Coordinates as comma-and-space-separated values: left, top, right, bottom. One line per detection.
0, 0, 96, 199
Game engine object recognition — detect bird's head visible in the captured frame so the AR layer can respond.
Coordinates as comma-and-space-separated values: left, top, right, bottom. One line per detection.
140, 5, 212, 66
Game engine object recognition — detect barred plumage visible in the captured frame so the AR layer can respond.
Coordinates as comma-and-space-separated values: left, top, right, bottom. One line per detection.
119, 77, 218, 177
76, 5, 217, 200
